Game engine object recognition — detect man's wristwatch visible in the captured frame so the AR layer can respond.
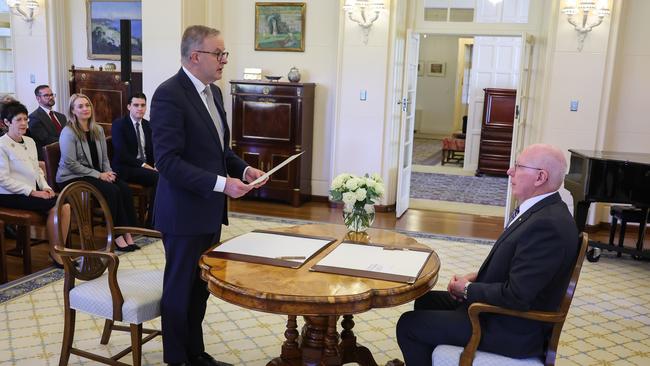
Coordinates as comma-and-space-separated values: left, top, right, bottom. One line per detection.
463, 282, 471, 300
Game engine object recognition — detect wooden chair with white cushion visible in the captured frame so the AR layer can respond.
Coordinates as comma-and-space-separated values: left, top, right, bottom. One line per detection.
432, 233, 589, 366
54, 181, 162, 366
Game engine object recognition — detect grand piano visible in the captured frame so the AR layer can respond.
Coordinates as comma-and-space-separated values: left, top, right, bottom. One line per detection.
564, 149, 650, 261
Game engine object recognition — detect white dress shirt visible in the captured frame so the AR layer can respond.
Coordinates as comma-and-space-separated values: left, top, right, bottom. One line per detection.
509, 191, 557, 225
130, 116, 147, 166
181, 67, 250, 192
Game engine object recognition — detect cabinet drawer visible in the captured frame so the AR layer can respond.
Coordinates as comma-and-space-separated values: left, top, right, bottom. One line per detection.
232, 83, 306, 98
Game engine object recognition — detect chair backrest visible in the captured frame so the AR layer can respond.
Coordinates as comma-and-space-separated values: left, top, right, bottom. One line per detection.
544, 232, 589, 364
42, 141, 61, 191
106, 135, 114, 161
55, 181, 115, 281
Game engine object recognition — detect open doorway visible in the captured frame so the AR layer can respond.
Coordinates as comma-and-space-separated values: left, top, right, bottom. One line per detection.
409, 34, 521, 216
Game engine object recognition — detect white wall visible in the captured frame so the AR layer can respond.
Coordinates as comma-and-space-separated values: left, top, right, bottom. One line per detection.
604, 0, 650, 152
7, 2, 48, 112
332, 1, 391, 192
220, 0, 340, 197
141, 0, 183, 110
416, 35, 459, 136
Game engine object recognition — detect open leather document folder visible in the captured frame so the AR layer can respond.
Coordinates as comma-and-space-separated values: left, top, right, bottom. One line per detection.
310, 241, 433, 283
207, 230, 336, 268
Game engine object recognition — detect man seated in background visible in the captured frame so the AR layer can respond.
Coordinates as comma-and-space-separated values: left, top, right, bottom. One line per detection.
396, 143, 579, 364
28, 85, 67, 159
111, 93, 158, 228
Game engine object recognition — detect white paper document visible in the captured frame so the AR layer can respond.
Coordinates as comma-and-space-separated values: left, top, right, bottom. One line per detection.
248, 151, 305, 186
312, 242, 432, 283
212, 231, 333, 266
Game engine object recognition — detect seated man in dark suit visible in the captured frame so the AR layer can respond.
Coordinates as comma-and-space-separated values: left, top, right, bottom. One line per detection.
110, 92, 158, 227
397, 143, 579, 364
28, 85, 67, 160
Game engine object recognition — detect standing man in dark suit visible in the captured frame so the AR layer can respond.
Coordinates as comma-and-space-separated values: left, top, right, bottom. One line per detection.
397, 144, 579, 364
111, 93, 157, 227
151, 25, 267, 366
28, 85, 67, 159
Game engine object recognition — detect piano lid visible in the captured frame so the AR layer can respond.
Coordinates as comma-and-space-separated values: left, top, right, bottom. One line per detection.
569, 149, 650, 165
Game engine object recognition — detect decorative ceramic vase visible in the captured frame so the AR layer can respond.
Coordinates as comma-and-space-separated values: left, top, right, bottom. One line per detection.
287, 66, 301, 82
342, 204, 375, 233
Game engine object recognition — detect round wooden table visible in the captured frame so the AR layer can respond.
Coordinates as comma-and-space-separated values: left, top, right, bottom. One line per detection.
199, 224, 440, 366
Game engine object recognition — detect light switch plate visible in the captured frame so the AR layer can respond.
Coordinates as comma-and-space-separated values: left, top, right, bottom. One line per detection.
360, 90, 367, 101
570, 100, 579, 112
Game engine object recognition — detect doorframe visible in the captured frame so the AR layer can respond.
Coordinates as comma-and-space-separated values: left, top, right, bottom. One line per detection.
394, 29, 534, 219
452, 38, 474, 134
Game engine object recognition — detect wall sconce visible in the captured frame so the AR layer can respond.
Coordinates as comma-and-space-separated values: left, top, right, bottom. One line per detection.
561, 0, 611, 51
5, 0, 39, 28
342, 0, 385, 45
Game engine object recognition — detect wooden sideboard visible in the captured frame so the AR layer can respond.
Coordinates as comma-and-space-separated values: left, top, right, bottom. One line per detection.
476, 88, 517, 176
230, 80, 315, 206
69, 66, 143, 136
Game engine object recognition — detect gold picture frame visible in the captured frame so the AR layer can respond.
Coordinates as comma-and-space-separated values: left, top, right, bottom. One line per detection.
426, 61, 446, 77
86, 0, 142, 61
255, 2, 306, 52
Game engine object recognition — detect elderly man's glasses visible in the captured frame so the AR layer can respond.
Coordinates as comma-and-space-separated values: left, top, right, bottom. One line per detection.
194, 50, 229, 61
514, 163, 543, 172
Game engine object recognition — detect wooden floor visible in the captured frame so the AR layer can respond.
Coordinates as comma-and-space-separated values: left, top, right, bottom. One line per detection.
1, 199, 646, 285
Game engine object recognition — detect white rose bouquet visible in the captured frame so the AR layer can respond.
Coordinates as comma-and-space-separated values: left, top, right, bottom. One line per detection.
330, 173, 385, 232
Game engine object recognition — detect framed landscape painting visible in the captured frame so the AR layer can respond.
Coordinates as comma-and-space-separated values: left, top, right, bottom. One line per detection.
255, 2, 305, 52
86, 0, 142, 60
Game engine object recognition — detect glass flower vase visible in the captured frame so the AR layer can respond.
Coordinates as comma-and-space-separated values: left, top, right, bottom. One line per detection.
342, 204, 375, 233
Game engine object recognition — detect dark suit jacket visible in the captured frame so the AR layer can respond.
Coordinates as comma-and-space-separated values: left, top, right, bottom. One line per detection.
466, 192, 579, 358
28, 107, 67, 160
150, 68, 247, 235
110, 115, 155, 176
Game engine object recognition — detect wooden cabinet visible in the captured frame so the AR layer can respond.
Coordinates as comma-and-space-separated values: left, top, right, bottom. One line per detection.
230, 80, 315, 206
476, 88, 516, 176
69, 66, 143, 136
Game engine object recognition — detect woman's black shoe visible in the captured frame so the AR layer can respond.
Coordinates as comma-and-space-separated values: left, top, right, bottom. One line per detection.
129, 243, 141, 250
115, 244, 136, 252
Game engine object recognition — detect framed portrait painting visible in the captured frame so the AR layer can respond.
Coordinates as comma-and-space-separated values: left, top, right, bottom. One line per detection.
255, 2, 306, 52
427, 61, 446, 77
86, 0, 142, 60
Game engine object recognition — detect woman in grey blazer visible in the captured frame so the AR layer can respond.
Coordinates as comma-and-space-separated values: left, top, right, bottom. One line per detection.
56, 93, 138, 251
0, 100, 71, 265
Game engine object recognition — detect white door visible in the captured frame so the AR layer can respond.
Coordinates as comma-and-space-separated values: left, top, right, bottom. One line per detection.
505, 33, 535, 216
464, 36, 522, 173
395, 31, 420, 218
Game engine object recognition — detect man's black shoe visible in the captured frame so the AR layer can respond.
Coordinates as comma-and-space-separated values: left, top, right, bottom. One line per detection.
189, 352, 222, 366
167, 363, 189, 366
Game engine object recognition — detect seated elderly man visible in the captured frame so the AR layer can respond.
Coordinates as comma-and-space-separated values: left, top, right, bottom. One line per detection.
396, 143, 579, 364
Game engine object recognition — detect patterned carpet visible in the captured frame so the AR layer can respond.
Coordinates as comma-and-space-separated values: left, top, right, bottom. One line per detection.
1, 214, 650, 365
413, 138, 442, 166
410, 172, 508, 206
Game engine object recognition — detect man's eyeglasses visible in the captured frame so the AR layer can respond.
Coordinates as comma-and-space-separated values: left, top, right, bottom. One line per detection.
194, 50, 229, 61
39, 93, 56, 98
513, 163, 543, 172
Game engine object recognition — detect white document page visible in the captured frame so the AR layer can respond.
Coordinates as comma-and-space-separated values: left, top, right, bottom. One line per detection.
249, 151, 304, 186
213, 231, 331, 263
314, 243, 431, 279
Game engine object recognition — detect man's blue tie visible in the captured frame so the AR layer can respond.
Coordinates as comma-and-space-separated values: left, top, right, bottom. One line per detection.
508, 206, 520, 226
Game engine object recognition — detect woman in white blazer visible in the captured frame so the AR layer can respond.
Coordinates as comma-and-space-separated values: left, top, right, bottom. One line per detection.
0, 101, 70, 266
56, 94, 138, 251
